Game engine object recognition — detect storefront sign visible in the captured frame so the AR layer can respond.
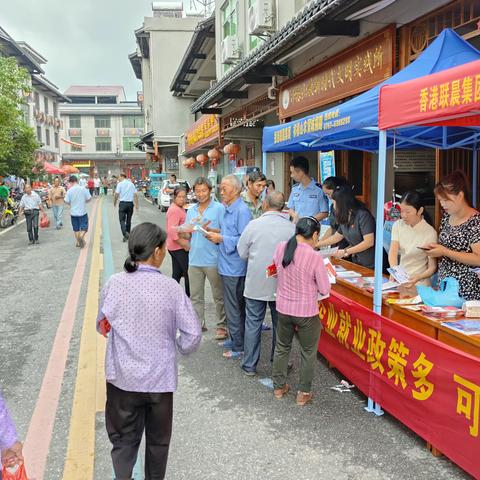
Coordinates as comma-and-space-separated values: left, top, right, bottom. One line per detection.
70, 160, 91, 167
318, 291, 480, 479
279, 26, 395, 119
379, 58, 480, 129
185, 114, 219, 152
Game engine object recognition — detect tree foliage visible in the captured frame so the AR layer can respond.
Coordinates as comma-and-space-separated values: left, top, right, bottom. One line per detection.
0, 57, 39, 177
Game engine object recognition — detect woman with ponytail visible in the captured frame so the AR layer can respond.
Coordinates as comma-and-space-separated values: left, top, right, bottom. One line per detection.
97, 222, 201, 479
271, 217, 331, 406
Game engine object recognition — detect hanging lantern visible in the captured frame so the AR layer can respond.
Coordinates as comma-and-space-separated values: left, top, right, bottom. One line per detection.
208, 148, 221, 160
196, 154, 208, 166
224, 142, 240, 155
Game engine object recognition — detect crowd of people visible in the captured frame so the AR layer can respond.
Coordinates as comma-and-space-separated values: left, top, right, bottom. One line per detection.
2, 156, 479, 479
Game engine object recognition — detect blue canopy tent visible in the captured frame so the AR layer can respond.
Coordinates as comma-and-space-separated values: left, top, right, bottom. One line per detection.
262, 29, 480, 415
263, 29, 480, 154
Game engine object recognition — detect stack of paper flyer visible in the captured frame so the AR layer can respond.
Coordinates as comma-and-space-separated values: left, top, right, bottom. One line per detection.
441, 320, 480, 335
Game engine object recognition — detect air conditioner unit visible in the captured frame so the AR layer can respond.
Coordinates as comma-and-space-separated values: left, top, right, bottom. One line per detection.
248, 0, 275, 36
221, 36, 240, 64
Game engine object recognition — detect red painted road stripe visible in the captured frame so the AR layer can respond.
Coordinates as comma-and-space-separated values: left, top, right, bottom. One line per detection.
23, 201, 99, 480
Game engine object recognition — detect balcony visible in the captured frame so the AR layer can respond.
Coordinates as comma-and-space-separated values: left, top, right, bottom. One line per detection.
123, 127, 144, 136
96, 128, 111, 137
68, 128, 82, 136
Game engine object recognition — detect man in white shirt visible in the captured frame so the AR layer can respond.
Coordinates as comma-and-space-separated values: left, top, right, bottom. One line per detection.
93, 175, 101, 196
18, 184, 44, 245
114, 173, 139, 242
65, 175, 92, 248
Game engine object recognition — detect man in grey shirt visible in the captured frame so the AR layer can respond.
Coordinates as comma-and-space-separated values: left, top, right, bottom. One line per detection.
237, 191, 295, 375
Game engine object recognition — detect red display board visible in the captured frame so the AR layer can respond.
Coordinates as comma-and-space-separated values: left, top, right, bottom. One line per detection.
379, 59, 480, 129
318, 291, 480, 478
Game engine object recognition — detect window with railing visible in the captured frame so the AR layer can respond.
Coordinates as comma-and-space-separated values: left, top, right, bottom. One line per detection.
54, 132, 59, 149
94, 115, 111, 128
70, 136, 83, 152
45, 129, 50, 146
95, 137, 111, 151
36, 126, 42, 142
69, 115, 81, 128
122, 115, 144, 128
222, 0, 238, 73
123, 136, 139, 151
44, 97, 49, 114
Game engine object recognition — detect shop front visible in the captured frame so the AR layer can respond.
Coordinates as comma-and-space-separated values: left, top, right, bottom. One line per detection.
276, 26, 395, 203
181, 114, 221, 191
219, 93, 278, 184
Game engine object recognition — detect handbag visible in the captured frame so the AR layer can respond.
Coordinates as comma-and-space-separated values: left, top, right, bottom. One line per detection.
416, 277, 465, 308
2, 464, 28, 480
40, 213, 50, 228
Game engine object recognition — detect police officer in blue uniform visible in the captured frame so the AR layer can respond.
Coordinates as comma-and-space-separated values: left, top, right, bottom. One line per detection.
287, 156, 329, 223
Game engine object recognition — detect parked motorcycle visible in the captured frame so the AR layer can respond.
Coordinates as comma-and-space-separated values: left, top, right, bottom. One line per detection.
0, 191, 19, 228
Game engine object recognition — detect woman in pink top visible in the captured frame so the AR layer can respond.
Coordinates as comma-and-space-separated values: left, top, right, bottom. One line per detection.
272, 217, 330, 406
166, 187, 190, 296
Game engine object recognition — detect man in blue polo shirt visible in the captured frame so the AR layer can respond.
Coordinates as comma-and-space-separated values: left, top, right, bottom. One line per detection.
206, 175, 252, 359
185, 177, 227, 339
287, 155, 328, 223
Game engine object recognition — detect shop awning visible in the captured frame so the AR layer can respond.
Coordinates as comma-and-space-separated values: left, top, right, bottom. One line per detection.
262, 29, 480, 153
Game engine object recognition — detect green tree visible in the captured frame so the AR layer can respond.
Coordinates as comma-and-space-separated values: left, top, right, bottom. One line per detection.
0, 57, 39, 177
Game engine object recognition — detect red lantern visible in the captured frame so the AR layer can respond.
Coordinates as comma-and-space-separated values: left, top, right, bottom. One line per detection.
196, 154, 208, 166
224, 142, 240, 155
208, 148, 221, 160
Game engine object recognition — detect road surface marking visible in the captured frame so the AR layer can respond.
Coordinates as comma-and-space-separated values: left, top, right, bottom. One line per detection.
23, 201, 99, 480
62, 201, 103, 479
0, 218, 25, 236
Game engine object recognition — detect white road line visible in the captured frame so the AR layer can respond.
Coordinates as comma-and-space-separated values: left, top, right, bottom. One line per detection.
0, 218, 25, 236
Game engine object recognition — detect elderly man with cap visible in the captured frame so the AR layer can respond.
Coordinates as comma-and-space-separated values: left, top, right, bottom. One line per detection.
206, 174, 252, 359
237, 191, 295, 375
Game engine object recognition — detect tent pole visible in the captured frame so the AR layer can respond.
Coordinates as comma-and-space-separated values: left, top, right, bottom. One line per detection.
473, 146, 478, 208
262, 151, 267, 175
365, 129, 387, 417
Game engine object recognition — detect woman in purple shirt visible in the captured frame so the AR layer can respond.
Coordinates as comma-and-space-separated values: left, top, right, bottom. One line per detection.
97, 222, 201, 480
0, 390, 23, 469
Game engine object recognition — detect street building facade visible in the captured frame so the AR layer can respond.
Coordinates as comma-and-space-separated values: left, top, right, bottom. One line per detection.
0, 27, 69, 168
59, 86, 146, 178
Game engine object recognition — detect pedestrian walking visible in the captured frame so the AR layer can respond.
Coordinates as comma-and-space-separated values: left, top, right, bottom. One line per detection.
272, 217, 331, 406
64, 175, 91, 248
237, 192, 295, 376
183, 177, 226, 336
48, 177, 66, 229
97, 222, 201, 480
79, 176, 87, 188
206, 175, 252, 359
18, 184, 44, 245
166, 187, 190, 296
0, 390, 23, 469
240, 171, 267, 219
94, 175, 101, 196
287, 156, 329, 223
114, 173, 138, 242
87, 177, 95, 196
102, 176, 109, 195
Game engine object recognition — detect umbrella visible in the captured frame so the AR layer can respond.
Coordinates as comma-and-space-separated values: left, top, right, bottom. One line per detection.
61, 164, 80, 174
43, 162, 64, 175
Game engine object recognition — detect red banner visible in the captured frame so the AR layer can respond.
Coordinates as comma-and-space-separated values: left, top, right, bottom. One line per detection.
379, 59, 480, 129
319, 291, 480, 479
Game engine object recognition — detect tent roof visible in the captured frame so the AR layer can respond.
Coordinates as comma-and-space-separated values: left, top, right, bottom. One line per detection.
263, 29, 480, 153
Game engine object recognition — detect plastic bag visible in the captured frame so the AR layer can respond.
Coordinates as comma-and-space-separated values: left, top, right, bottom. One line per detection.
2, 464, 28, 480
417, 277, 465, 308
40, 213, 50, 228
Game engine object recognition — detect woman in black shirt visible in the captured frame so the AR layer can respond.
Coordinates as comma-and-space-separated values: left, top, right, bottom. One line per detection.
317, 185, 375, 268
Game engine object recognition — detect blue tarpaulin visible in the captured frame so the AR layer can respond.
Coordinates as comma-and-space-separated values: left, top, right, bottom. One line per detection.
262, 29, 480, 153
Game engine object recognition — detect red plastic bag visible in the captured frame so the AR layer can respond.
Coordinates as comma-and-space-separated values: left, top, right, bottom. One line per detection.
40, 213, 50, 228
2, 464, 28, 480
98, 317, 111, 337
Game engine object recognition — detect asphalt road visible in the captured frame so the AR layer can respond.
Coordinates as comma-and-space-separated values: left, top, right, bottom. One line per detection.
0, 193, 471, 479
